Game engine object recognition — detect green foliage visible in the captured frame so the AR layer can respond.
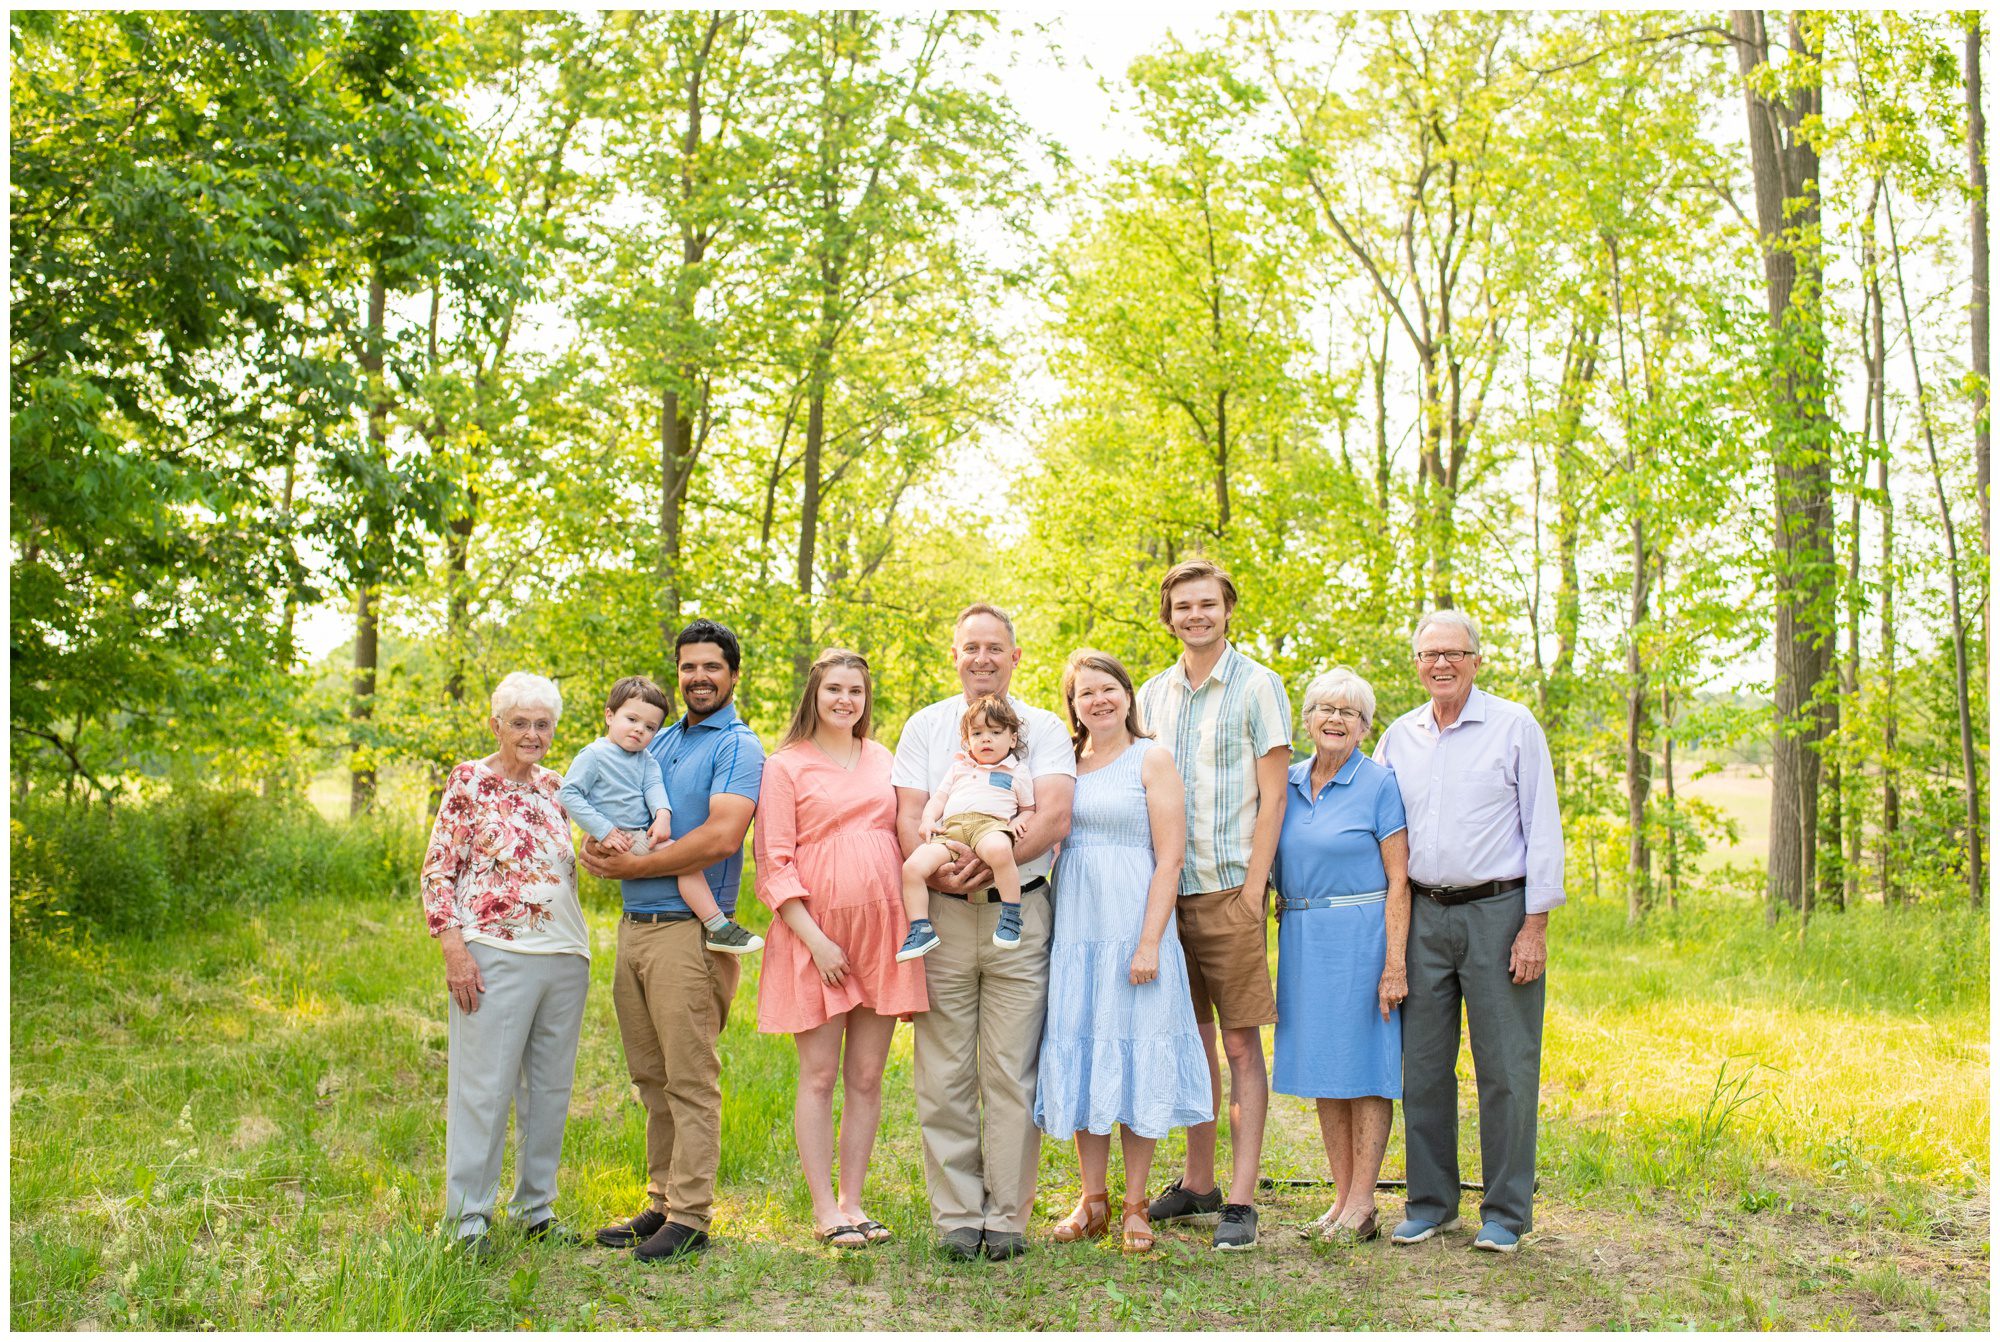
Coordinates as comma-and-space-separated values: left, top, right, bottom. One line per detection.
8, 791, 420, 936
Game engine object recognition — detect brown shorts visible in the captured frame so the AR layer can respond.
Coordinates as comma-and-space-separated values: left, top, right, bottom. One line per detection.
936, 811, 1013, 852
1175, 886, 1276, 1029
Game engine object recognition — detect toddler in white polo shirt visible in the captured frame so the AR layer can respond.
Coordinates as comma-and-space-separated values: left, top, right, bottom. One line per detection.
897, 695, 1037, 959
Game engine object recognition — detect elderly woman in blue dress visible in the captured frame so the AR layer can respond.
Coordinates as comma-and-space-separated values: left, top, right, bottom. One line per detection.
1271, 666, 1410, 1242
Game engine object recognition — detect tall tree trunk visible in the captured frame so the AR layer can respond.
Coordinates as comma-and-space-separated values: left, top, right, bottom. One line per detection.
1733, 10, 1834, 926
1662, 679, 1680, 914
1213, 388, 1231, 533
1883, 186, 1984, 907
796, 371, 827, 694
1971, 19, 1990, 566
1368, 314, 1394, 608
1609, 239, 1651, 926
1866, 197, 1901, 906
660, 384, 694, 639
1549, 312, 1600, 744
1838, 474, 1860, 913
350, 267, 388, 818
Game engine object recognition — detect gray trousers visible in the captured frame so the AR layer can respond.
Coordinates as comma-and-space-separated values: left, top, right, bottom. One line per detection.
1400, 889, 1544, 1233
444, 942, 590, 1237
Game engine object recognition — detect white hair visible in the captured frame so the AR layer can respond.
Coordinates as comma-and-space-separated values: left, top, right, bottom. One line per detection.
1412, 608, 1482, 656
490, 671, 563, 723
1301, 666, 1377, 728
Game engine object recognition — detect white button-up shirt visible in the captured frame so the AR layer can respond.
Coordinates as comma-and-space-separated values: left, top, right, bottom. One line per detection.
890, 692, 1076, 883
1373, 687, 1565, 915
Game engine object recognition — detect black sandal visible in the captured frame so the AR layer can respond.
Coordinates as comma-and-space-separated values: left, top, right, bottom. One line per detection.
854, 1219, 893, 1245
814, 1224, 868, 1250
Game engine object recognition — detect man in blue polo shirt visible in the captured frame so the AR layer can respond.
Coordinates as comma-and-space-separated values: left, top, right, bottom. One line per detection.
578, 619, 765, 1264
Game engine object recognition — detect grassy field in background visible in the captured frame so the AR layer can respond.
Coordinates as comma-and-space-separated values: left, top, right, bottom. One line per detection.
10, 866, 1988, 1331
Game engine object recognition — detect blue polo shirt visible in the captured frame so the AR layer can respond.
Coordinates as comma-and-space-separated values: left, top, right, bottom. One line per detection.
1271, 752, 1408, 900
621, 700, 765, 916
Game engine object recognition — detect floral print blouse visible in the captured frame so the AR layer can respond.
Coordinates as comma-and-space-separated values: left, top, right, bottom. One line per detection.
421, 760, 589, 958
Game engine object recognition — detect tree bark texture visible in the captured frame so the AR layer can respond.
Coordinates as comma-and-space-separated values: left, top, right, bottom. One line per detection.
1733, 10, 1835, 926
350, 267, 388, 818
1970, 20, 1990, 563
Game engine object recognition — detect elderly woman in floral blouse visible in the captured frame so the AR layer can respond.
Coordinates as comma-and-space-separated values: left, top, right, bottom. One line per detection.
421, 672, 592, 1255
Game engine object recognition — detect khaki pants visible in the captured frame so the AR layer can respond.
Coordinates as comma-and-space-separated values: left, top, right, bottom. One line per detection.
611, 918, 740, 1231
911, 887, 1052, 1236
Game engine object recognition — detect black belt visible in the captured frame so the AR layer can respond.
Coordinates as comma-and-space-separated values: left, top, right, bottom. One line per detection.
623, 910, 699, 924
1411, 877, 1526, 906
937, 875, 1049, 906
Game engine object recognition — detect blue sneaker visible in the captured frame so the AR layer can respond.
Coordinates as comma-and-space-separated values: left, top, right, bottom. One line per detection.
897, 919, 941, 962
1472, 1221, 1520, 1253
1389, 1215, 1462, 1245
991, 903, 1023, 949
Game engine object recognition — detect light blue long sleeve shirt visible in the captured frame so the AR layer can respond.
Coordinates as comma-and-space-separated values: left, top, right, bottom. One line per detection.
555, 736, 671, 842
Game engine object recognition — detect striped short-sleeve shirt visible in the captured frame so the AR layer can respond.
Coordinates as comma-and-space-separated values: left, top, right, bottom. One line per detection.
1138, 642, 1294, 897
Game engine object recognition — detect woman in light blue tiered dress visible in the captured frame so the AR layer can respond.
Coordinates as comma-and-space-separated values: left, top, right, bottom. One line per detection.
1036, 650, 1213, 1254
1272, 666, 1410, 1243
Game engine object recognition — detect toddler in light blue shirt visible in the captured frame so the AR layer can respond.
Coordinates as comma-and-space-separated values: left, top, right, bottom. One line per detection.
556, 676, 762, 955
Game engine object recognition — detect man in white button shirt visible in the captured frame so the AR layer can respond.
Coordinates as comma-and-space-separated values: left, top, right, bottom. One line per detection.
891, 603, 1076, 1262
1374, 608, 1561, 1254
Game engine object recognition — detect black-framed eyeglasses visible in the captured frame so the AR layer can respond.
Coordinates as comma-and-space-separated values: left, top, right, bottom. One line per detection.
1305, 704, 1366, 721
1414, 650, 1475, 666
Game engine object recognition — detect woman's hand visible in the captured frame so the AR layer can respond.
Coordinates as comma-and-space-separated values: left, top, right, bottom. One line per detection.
441, 930, 485, 1014
1128, 940, 1159, 986
808, 933, 852, 987
1377, 960, 1408, 1022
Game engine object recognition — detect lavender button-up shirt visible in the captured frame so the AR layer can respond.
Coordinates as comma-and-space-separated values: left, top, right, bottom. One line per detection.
1373, 687, 1566, 915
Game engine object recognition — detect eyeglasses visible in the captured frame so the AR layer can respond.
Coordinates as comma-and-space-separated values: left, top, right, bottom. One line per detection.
1305, 705, 1366, 721
1414, 650, 1475, 666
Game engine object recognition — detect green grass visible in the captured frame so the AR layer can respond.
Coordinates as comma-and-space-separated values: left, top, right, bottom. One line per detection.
10, 828, 1990, 1329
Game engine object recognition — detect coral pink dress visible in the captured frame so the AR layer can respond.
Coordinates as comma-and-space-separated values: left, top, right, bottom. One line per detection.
754, 740, 928, 1033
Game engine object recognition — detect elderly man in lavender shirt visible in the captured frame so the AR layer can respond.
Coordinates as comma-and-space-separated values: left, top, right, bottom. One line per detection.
1375, 609, 1563, 1255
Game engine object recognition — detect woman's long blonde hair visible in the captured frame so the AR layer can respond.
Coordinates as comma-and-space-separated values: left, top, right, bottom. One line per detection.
779, 648, 874, 750
1060, 649, 1152, 760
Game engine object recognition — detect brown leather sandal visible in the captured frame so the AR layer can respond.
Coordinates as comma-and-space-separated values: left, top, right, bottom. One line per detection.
1121, 1196, 1155, 1253
1052, 1191, 1110, 1242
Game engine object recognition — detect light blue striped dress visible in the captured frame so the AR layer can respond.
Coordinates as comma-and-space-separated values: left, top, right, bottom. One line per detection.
1035, 743, 1214, 1140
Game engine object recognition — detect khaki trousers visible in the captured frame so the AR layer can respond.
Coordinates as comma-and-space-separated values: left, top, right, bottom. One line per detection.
911, 886, 1052, 1237
611, 917, 740, 1231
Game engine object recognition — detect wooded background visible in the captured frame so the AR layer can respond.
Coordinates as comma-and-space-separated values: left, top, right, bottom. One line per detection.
10, 10, 1989, 926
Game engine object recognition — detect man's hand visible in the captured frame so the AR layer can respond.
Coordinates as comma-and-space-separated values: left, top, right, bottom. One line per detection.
929, 838, 995, 894
579, 836, 640, 881
1509, 913, 1549, 985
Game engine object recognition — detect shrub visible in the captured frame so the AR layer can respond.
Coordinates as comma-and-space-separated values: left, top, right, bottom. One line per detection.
10, 790, 423, 937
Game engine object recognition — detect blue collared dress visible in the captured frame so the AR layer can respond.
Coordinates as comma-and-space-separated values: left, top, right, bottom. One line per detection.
1272, 752, 1409, 1099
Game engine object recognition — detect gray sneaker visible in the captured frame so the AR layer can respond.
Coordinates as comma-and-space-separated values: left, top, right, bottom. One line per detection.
1147, 1178, 1224, 1225
1214, 1203, 1258, 1251
704, 920, 764, 955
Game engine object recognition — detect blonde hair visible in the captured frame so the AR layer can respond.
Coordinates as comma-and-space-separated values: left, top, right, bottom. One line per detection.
1060, 649, 1152, 760
779, 648, 874, 750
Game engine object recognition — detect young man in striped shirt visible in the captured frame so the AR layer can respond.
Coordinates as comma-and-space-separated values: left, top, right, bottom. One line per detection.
1136, 560, 1293, 1250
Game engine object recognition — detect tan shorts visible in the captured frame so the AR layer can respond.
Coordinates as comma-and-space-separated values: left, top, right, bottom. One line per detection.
936, 811, 1013, 852
1176, 886, 1276, 1029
